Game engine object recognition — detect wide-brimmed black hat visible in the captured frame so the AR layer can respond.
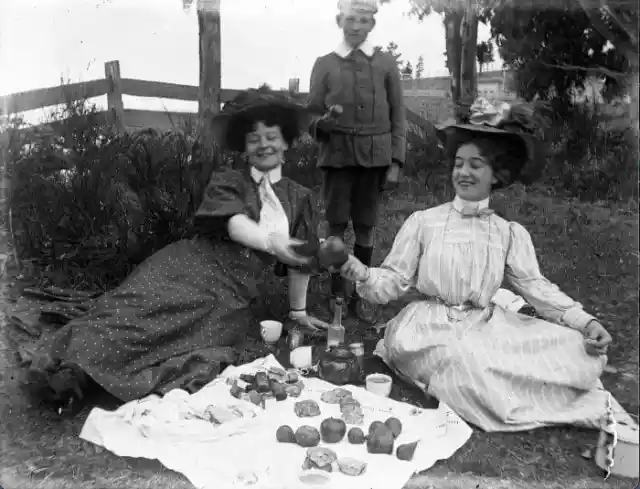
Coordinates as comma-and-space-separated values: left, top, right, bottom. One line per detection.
435, 98, 550, 186
211, 88, 323, 152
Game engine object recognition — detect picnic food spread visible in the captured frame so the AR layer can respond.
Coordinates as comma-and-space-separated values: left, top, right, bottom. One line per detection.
270, 386, 420, 476
347, 427, 366, 444
295, 400, 322, 418
76, 354, 475, 489
295, 426, 322, 447
213, 343, 444, 485
228, 367, 304, 407
320, 417, 347, 443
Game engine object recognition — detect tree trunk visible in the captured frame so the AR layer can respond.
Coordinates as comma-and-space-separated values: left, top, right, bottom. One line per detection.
629, 59, 639, 140
627, 59, 639, 199
443, 11, 463, 119
458, 0, 479, 122
196, 2, 222, 168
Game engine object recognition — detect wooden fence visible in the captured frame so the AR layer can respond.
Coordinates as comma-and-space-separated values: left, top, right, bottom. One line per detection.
0, 60, 436, 146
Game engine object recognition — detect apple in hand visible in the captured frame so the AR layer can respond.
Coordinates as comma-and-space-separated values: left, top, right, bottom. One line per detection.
318, 236, 349, 269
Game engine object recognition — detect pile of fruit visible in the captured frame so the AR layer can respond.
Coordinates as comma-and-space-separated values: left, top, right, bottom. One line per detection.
228, 367, 303, 408
276, 388, 420, 477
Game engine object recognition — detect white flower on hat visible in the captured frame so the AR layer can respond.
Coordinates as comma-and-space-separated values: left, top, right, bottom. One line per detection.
337, 0, 379, 14
468, 97, 512, 127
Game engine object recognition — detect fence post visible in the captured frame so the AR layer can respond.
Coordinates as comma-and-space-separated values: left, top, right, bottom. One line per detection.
288, 78, 300, 95
104, 60, 126, 133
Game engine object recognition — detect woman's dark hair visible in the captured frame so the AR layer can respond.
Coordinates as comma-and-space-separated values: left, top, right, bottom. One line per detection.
225, 105, 302, 152
447, 131, 529, 190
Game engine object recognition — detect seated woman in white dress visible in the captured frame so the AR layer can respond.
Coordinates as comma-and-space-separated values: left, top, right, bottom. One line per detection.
340, 98, 615, 432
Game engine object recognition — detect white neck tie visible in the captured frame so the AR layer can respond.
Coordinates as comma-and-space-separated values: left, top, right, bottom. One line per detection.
258, 176, 289, 237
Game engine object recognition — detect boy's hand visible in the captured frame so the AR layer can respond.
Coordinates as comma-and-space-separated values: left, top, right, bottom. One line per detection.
327, 104, 343, 118
386, 161, 401, 184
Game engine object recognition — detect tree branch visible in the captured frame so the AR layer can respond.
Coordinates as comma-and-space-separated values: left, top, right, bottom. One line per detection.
577, 0, 637, 57
539, 61, 627, 79
602, 4, 638, 48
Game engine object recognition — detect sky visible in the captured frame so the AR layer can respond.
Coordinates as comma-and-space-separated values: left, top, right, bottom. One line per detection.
0, 0, 495, 123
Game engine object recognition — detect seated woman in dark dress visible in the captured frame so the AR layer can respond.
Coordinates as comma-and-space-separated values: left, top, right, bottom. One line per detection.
27, 89, 327, 415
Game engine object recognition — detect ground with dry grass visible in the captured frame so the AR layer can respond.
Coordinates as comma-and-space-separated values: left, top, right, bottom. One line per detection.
1, 183, 638, 489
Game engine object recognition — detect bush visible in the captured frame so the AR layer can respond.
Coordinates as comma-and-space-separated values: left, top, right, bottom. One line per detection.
543, 103, 638, 202
4, 112, 220, 291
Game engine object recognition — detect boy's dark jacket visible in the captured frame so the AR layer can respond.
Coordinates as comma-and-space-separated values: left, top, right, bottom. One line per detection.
308, 47, 406, 169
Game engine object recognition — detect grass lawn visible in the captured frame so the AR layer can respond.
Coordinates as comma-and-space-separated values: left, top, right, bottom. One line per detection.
1, 182, 638, 489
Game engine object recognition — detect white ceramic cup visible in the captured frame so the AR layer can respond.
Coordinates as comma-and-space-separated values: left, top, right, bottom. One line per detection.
260, 320, 283, 344
290, 346, 313, 369
365, 373, 393, 397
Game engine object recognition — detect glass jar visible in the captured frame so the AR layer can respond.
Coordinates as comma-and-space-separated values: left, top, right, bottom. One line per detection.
318, 345, 358, 386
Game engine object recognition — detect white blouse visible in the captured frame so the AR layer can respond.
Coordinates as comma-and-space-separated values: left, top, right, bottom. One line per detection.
356, 196, 595, 331
250, 165, 290, 238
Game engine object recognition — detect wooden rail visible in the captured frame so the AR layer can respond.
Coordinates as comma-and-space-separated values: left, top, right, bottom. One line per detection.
0, 60, 437, 145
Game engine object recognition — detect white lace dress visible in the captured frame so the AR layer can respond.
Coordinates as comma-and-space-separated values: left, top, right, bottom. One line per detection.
358, 196, 622, 432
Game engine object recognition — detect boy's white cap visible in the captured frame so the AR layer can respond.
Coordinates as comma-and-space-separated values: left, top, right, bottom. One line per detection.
337, 0, 379, 14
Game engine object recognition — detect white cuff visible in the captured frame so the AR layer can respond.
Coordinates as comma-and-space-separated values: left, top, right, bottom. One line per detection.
289, 310, 307, 319
562, 305, 595, 332
492, 289, 527, 313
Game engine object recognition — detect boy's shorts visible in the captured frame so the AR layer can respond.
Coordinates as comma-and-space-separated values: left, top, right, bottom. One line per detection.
322, 166, 388, 229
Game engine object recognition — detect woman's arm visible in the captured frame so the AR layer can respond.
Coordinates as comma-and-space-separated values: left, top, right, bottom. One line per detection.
194, 170, 273, 252
505, 222, 596, 333
355, 212, 423, 304
227, 214, 272, 253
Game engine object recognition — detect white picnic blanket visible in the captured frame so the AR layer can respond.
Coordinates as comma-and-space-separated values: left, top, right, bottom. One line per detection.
80, 355, 473, 489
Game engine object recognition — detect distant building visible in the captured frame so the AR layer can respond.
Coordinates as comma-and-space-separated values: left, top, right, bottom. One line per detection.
403, 70, 518, 123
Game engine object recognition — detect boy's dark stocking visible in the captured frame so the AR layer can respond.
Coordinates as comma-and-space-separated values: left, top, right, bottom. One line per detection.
327, 225, 348, 299
353, 243, 373, 268
350, 242, 380, 323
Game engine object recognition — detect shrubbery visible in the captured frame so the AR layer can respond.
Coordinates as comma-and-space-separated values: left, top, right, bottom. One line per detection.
1, 101, 636, 292
544, 102, 638, 202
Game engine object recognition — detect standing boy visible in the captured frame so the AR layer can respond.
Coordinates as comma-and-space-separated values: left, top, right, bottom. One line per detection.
308, 0, 406, 319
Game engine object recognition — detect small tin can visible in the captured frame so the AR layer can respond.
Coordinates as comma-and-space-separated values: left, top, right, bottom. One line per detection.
349, 342, 365, 382
287, 329, 305, 351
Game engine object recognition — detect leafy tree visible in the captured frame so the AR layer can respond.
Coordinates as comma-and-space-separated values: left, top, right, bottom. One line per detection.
415, 55, 425, 79
384, 41, 404, 70
406, 0, 637, 119
476, 40, 494, 73
403, 61, 414, 78
489, 1, 633, 105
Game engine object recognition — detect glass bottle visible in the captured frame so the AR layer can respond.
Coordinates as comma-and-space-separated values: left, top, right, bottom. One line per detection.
327, 297, 345, 349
